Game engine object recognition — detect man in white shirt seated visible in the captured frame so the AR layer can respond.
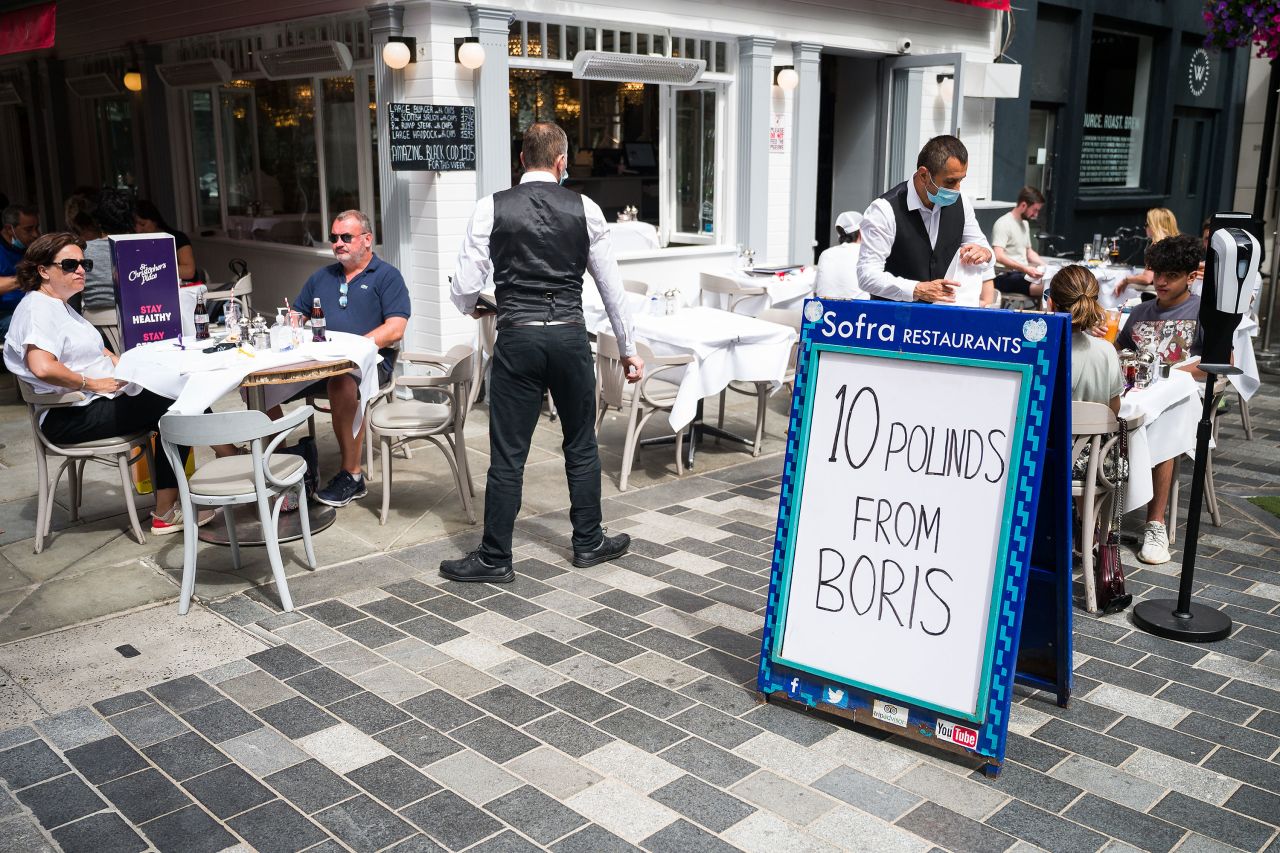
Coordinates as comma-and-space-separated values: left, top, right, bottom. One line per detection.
814, 211, 866, 300
991, 186, 1047, 299
856, 135, 992, 303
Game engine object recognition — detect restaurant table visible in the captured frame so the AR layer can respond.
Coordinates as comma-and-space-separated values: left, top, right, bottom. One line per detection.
722, 267, 815, 314
115, 330, 379, 543
1118, 370, 1201, 512
609, 220, 660, 252
584, 293, 795, 465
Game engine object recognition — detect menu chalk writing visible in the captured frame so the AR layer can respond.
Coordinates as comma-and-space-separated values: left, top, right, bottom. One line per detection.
388, 103, 476, 172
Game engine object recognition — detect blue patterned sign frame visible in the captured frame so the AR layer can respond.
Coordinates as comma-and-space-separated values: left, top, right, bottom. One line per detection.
757, 299, 1072, 774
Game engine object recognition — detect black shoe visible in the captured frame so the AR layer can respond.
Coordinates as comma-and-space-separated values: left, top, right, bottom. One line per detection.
440, 551, 514, 584
314, 470, 367, 507
573, 531, 630, 568
280, 437, 319, 495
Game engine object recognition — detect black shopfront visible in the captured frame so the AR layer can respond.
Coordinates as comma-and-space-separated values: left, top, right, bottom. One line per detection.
993, 0, 1249, 263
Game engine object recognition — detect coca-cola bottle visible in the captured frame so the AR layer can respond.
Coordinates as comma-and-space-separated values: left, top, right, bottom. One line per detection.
194, 292, 210, 340
311, 297, 326, 342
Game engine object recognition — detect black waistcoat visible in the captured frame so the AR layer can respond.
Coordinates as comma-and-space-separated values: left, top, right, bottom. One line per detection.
880, 180, 965, 284
491, 181, 591, 329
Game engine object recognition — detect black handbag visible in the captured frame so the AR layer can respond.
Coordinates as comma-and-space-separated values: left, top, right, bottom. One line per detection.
1094, 416, 1132, 614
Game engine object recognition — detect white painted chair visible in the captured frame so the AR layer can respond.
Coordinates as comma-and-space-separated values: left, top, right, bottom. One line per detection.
715, 307, 801, 457
203, 272, 254, 319
700, 272, 764, 313
595, 332, 690, 491
1070, 401, 1142, 613
370, 346, 476, 526
82, 307, 123, 355
622, 279, 651, 296
158, 407, 316, 614
21, 380, 154, 554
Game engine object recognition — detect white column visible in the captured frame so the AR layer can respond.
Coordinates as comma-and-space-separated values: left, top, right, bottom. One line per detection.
737, 36, 776, 258
368, 3, 408, 272
789, 42, 822, 266
471, 5, 513, 198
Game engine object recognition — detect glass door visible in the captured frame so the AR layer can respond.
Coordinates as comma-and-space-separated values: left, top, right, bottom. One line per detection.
878, 53, 963, 192
1026, 105, 1058, 237
662, 84, 721, 246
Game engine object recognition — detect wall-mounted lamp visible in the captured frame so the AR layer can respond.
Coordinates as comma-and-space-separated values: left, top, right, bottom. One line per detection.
123, 68, 143, 92
936, 72, 955, 104
382, 36, 416, 70
774, 65, 798, 92
455, 37, 486, 70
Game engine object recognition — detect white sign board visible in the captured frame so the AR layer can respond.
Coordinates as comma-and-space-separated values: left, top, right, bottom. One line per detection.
774, 348, 1023, 720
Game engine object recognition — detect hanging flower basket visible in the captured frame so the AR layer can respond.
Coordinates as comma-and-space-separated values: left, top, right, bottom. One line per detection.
1203, 1, 1280, 58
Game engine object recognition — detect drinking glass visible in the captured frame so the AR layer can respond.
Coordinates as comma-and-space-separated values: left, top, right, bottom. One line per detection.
223, 301, 242, 341
1103, 309, 1121, 343
1082, 244, 1094, 263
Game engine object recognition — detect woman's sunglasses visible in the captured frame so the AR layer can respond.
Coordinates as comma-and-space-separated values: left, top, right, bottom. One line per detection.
48, 259, 94, 273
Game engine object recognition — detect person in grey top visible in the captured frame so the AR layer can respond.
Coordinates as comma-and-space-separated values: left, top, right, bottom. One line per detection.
80, 189, 136, 313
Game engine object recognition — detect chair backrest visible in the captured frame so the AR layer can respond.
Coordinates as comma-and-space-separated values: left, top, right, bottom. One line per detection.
231, 273, 253, 297
622, 279, 650, 296
1071, 400, 1118, 437
82, 307, 123, 354
757, 307, 802, 330
160, 408, 309, 447
700, 272, 764, 310
595, 332, 658, 409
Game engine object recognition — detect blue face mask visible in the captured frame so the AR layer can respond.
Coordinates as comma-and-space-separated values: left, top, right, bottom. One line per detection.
924, 171, 960, 207
558, 170, 568, 186
8, 235, 22, 251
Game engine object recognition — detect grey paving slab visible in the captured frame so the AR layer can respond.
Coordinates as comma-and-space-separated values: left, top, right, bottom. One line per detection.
63, 734, 148, 784
137, 803, 238, 853
51, 812, 147, 853
227, 799, 329, 853
16, 772, 107, 830
401, 789, 504, 851
264, 758, 359, 814
107, 702, 189, 748
98, 768, 193, 825
143, 731, 230, 782
0, 738, 68, 789
650, 774, 755, 833
484, 784, 588, 845
346, 755, 441, 809
896, 802, 1016, 853
256, 696, 341, 740
315, 793, 417, 853
32, 708, 114, 751
814, 764, 921, 821
221, 726, 310, 777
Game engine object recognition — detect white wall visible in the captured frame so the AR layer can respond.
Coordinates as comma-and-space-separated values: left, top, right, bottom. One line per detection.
768, 46, 795, 266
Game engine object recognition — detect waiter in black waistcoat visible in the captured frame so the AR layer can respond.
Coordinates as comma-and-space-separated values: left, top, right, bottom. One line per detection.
855, 135, 992, 302
443, 122, 644, 584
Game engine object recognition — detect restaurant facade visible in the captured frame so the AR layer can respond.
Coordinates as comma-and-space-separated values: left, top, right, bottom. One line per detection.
1, 0, 1016, 353
991, 0, 1250, 261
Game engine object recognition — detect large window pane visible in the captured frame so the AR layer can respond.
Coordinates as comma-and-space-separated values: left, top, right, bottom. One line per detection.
369, 73, 381, 241
322, 77, 359, 227
675, 88, 715, 236
97, 97, 136, 190
188, 90, 220, 228
250, 79, 320, 245
1080, 29, 1151, 189
219, 86, 257, 227
508, 70, 659, 223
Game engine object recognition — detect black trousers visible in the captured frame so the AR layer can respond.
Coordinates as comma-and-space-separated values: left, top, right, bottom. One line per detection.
993, 270, 1035, 297
480, 324, 602, 564
40, 390, 186, 491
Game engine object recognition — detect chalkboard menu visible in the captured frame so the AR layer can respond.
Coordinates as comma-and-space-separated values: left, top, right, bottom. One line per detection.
388, 103, 476, 172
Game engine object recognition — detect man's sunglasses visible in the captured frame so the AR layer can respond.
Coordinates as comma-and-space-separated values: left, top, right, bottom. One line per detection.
329, 232, 366, 244
48, 259, 94, 273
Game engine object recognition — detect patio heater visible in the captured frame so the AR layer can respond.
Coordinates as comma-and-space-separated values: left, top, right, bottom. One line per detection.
1132, 224, 1257, 643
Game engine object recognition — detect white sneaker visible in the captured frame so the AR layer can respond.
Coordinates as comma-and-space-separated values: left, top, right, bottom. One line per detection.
1138, 521, 1171, 564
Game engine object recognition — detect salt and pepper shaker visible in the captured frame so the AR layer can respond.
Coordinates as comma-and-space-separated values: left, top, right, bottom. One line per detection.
251, 314, 271, 350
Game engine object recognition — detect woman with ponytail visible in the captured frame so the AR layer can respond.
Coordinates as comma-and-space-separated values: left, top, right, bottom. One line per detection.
1049, 265, 1122, 413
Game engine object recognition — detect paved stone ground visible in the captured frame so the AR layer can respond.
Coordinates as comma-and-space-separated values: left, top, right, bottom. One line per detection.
1, 380, 1279, 851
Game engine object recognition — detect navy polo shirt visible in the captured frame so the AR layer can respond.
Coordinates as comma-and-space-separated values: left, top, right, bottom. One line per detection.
294, 253, 410, 369
0, 242, 23, 309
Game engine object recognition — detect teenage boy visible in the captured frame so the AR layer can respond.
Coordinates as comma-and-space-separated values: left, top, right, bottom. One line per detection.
1114, 234, 1207, 564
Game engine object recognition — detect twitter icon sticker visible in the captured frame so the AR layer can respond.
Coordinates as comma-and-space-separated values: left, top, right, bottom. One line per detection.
824, 686, 849, 709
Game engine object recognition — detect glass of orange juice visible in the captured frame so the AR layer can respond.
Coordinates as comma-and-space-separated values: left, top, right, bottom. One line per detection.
1103, 309, 1121, 343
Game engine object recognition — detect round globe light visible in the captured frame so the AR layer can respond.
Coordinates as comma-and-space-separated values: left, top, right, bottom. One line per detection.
123, 70, 143, 92
776, 67, 799, 92
458, 41, 486, 70
382, 41, 412, 70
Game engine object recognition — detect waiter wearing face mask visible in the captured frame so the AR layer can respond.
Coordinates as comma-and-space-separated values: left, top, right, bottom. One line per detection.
856, 135, 992, 303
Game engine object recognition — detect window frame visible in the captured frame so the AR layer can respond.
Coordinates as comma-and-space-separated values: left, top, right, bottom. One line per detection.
182, 64, 378, 247
661, 82, 726, 247
1077, 26, 1154, 194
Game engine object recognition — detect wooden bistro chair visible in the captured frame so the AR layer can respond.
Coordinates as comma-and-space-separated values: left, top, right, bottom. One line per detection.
1070, 401, 1142, 613
21, 380, 154, 554
370, 346, 476, 526
159, 407, 316, 614
595, 332, 690, 491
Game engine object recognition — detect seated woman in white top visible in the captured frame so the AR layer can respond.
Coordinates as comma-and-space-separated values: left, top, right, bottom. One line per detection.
1048, 264, 1123, 413
2, 233, 215, 535
814, 211, 867, 300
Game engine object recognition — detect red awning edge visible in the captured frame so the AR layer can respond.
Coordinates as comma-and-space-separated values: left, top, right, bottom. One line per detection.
0, 2, 56, 58
947, 0, 1011, 10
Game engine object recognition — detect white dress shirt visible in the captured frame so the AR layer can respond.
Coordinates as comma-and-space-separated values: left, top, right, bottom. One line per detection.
856, 178, 992, 302
451, 171, 636, 357
814, 241, 867, 300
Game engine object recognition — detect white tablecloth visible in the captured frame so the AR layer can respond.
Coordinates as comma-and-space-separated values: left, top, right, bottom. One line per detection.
1118, 370, 1200, 512
584, 294, 795, 430
1230, 314, 1261, 400
114, 330, 380, 437
609, 221, 660, 252
721, 267, 815, 315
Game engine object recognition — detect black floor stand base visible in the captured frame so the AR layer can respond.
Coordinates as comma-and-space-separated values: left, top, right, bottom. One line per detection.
1132, 598, 1232, 643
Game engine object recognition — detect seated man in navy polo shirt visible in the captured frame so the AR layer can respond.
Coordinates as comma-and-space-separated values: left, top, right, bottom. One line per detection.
0, 205, 41, 341
281, 210, 410, 507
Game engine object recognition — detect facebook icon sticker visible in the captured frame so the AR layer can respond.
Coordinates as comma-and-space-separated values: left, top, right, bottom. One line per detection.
787, 677, 803, 700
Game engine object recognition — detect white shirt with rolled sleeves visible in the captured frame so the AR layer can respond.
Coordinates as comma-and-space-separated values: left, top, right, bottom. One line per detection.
451, 171, 637, 357
855, 177, 992, 302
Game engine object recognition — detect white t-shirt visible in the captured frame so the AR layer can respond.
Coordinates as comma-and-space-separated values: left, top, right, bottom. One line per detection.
814, 242, 866, 300
991, 211, 1032, 269
2, 291, 126, 413
1070, 332, 1124, 405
